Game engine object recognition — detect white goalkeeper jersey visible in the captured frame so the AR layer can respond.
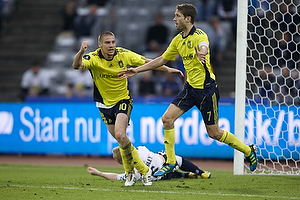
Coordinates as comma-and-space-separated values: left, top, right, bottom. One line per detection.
116, 146, 182, 181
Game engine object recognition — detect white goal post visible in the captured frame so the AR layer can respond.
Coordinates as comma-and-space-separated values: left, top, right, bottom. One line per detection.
234, 0, 300, 175
234, 0, 248, 175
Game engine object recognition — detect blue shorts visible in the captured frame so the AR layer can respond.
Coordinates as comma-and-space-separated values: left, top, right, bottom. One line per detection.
98, 99, 133, 125
171, 81, 220, 125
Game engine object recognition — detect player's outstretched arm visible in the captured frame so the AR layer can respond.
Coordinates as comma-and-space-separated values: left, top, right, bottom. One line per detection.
73, 41, 89, 70
87, 167, 118, 180
118, 67, 138, 79
118, 56, 167, 79
119, 56, 183, 78
163, 67, 184, 78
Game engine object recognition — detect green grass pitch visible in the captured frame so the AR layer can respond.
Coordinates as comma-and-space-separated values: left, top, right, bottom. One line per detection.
0, 164, 299, 200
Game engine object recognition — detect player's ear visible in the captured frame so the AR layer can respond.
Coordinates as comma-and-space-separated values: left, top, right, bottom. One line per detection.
185, 16, 191, 23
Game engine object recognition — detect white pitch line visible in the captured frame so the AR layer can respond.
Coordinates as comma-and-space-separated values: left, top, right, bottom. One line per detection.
1, 184, 300, 200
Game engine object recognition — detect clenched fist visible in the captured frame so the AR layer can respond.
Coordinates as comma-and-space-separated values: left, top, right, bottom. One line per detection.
81, 41, 89, 53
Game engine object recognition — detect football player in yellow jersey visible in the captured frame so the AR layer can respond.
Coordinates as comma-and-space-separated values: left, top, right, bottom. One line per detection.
119, 3, 258, 176
72, 31, 183, 186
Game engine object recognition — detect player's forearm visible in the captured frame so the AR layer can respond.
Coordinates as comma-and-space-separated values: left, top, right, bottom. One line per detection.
155, 65, 174, 73
72, 50, 84, 70
137, 56, 167, 73
144, 58, 168, 72
98, 172, 118, 180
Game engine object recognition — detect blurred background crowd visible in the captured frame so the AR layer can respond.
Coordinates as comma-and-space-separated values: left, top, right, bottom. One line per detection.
0, 0, 299, 104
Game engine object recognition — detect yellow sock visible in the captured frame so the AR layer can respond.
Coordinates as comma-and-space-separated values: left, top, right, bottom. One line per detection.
119, 142, 134, 174
164, 128, 176, 165
131, 145, 148, 175
219, 130, 251, 156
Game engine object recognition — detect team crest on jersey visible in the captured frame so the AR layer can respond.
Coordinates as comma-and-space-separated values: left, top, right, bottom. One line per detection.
83, 55, 90, 60
187, 41, 192, 49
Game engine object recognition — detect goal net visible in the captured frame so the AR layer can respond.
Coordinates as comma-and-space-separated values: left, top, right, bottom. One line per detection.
234, 0, 300, 175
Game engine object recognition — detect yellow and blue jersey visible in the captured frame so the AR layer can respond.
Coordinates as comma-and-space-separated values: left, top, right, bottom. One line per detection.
162, 26, 215, 89
82, 47, 146, 106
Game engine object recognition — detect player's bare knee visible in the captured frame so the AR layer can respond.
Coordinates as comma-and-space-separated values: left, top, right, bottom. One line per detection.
162, 115, 174, 129
114, 132, 127, 144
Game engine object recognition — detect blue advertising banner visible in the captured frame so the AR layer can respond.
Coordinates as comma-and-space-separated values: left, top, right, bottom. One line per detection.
244, 105, 300, 160
0, 102, 299, 159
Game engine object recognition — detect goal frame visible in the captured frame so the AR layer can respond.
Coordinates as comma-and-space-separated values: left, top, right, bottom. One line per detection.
234, 0, 248, 175
233, 0, 300, 175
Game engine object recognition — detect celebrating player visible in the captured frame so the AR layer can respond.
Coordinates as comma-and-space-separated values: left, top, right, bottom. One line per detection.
118, 4, 258, 177
87, 146, 211, 182
72, 31, 183, 186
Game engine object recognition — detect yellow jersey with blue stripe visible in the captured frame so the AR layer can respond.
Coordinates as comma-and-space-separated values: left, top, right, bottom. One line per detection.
162, 26, 215, 89
82, 47, 146, 106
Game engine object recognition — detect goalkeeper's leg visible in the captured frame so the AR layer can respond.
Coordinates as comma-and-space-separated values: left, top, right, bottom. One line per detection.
178, 156, 210, 178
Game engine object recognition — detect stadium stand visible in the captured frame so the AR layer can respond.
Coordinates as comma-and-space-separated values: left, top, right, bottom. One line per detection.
0, 0, 70, 101
0, 0, 237, 102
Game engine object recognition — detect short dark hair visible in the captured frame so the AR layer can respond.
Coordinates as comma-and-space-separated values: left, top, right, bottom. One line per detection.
176, 3, 197, 24
31, 60, 41, 67
98, 31, 115, 42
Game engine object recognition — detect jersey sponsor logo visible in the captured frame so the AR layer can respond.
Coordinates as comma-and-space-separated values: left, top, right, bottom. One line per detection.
145, 155, 153, 167
83, 55, 91, 60
98, 73, 119, 79
182, 53, 194, 61
0, 111, 14, 135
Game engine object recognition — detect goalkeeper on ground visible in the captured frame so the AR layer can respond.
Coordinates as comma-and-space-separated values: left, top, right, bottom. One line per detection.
87, 146, 211, 182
